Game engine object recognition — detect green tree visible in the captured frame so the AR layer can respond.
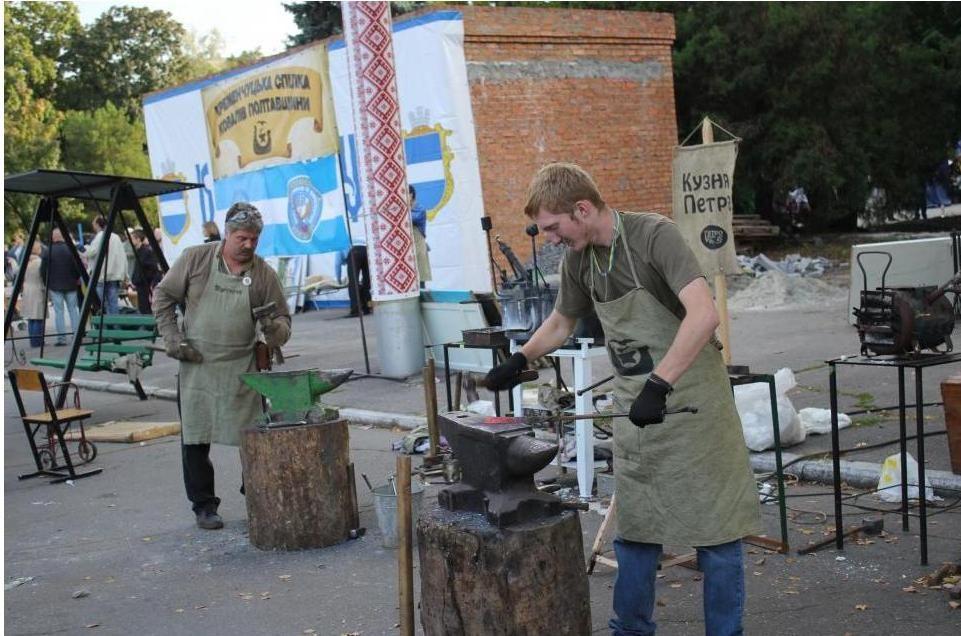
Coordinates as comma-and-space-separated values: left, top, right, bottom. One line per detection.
4, 3, 73, 236
57, 6, 189, 117
60, 103, 159, 226
4, 1, 80, 101
284, 1, 424, 45
181, 28, 264, 81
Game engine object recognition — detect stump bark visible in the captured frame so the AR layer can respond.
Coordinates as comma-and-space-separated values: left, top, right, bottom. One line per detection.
240, 415, 353, 550
417, 505, 591, 635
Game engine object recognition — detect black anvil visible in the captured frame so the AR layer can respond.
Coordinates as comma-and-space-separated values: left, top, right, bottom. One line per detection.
437, 411, 561, 527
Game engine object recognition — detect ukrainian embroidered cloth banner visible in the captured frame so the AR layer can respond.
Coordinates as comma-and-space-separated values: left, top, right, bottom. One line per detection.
342, 1, 418, 300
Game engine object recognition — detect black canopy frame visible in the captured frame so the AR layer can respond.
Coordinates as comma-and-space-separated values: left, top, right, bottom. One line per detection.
4, 169, 202, 406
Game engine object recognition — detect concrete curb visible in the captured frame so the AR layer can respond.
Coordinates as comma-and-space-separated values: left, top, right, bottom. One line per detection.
63, 377, 961, 496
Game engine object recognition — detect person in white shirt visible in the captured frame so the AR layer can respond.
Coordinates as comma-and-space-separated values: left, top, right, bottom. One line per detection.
86, 216, 128, 314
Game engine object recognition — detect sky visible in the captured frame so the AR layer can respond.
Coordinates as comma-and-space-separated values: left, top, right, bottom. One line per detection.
72, 0, 298, 57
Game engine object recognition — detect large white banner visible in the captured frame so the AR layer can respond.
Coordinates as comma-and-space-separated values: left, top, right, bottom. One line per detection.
143, 88, 217, 257
144, 10, 491, 295
330, 11, 491, 292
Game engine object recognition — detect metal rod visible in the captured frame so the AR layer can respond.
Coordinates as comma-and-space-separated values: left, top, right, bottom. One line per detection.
396, 455, 414, 636
577, 374, 615, 396
915, 367, 928, 566
766, 374, 789, 550
423, 358, 440, 457
829, 363, 844, 551
336, 148, 371, 375
898, 367, 909, 531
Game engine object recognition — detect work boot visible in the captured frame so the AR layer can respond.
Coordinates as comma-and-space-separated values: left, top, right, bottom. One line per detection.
195, 509, 224, 530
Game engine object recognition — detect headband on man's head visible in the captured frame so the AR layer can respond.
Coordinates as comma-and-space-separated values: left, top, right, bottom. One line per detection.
224, 202, 264, 233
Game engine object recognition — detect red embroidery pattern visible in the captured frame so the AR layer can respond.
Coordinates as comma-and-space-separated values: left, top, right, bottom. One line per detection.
343, 1, 417, 298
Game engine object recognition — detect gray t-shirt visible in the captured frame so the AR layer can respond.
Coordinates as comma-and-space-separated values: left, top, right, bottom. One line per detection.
555, 211, 704, 321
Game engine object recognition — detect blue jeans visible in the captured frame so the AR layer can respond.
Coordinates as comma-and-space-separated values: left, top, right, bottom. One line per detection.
97, 280, 120, 315
610, 538, 745, 636
27, 319, 44, 347
49, 290, 80, 344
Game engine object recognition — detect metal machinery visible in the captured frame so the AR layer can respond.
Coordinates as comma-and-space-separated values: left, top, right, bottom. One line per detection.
853, 251, 960, 357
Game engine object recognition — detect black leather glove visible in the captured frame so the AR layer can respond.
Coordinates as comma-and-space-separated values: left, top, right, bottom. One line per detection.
484, 352, 528, 391
629, 373, 673, 427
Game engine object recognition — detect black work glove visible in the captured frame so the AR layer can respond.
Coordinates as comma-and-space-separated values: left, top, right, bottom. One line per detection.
484, 352, 528, 391
629, 373, 673, 427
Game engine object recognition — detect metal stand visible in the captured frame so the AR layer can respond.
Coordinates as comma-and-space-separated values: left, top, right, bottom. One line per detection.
442, 341, 514, 416
828, 352, 961, 565
4, 170, 200, 406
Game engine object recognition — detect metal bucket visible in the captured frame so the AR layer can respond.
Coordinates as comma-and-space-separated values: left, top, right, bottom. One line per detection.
373, 296, 425, 378
373, 481, 425, 548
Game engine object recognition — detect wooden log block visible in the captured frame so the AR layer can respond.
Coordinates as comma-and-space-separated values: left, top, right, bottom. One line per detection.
240, 414, 353, 550
417, 505, 591, 635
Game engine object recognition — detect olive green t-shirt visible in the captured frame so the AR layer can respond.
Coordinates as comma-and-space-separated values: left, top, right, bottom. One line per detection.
555, 211, 704, 321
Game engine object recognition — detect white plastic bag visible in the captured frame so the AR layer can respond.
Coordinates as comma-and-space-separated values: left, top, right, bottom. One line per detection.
798, 407, 851, 435
876, 452, 939, 502
734, 368, 806, 451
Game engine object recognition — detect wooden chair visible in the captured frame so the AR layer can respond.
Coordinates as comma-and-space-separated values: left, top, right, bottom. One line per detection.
7, 368, 102, 484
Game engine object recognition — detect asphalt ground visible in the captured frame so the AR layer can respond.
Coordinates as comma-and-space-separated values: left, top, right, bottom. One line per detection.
5, 295, 961, 634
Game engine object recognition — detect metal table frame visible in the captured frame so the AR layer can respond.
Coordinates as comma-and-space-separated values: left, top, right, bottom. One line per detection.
442, 341, 514, 416
729, 371, 790, 551
828, 352, 961, 565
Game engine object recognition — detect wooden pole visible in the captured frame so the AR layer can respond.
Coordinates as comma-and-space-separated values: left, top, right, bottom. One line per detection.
702, 117, 732, 364
423, 359, 440, 457
397, 455, 414, 636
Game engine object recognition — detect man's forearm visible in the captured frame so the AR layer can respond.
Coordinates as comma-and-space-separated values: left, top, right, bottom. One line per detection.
654, 278, 719, 385
520, 310, 576, 361
653, 311, 717, 385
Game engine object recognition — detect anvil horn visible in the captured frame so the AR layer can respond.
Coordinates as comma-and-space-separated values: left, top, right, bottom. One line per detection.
504, 435, 558, 476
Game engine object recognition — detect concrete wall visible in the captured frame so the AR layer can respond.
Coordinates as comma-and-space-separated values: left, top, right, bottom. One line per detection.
457, 6, 678, 262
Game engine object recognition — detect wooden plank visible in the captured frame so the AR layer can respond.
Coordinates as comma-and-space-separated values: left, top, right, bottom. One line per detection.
64, 420, 181, 443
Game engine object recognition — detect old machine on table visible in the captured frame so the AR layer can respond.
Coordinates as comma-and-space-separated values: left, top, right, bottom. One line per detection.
853, 251, 960, 357
238, 367, 360, 550
830, 243, 961, 565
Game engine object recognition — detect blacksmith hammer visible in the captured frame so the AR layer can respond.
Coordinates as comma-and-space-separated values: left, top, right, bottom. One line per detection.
797, 518, 884, 555
252, 301, 284, 367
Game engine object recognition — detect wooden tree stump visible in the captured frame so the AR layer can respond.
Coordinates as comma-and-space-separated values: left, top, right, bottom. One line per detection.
417, 505, 591, 635
240, 414, 353, 550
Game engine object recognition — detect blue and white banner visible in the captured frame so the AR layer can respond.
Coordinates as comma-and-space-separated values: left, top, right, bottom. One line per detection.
144, 10, 490, 293
213, 155, 349, 257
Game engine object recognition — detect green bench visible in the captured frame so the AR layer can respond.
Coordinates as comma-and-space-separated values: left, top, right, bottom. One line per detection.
31, 314, 159, 400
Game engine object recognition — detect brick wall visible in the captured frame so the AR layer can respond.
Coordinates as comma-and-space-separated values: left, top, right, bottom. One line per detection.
457, 6, 678, 262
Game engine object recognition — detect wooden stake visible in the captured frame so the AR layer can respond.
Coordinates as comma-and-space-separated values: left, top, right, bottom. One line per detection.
423, 359, 440, 457
397, 455, 414, 636
702, 117, 732, 364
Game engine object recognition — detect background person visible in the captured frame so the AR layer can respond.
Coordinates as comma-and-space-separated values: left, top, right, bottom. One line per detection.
153, 202, 291, 530
129, 229, 161, 315
86, 216, 127, 314
40, 229, 84, 346
409, 184, 431, 287
20, 242, 47, 347
485, 163, 761, 635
